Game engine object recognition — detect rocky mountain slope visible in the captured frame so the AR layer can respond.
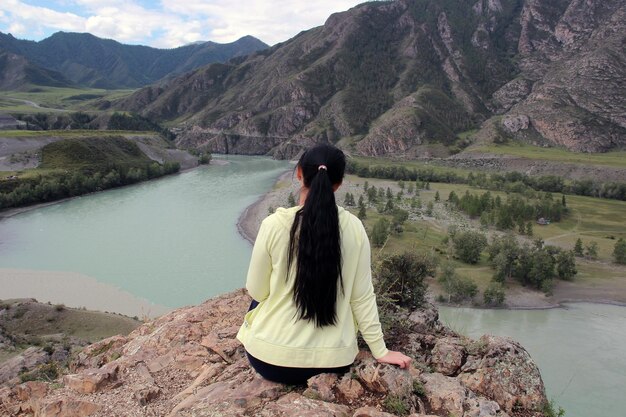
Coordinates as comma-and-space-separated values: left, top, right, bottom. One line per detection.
118, 0, 625, 157
0, 290, 548, 417
0, 51, 71, 90
0, 32, 268, 89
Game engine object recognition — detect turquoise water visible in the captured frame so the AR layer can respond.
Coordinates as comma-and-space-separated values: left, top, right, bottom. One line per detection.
439, 304, 626, 417
0, 155, 290, 308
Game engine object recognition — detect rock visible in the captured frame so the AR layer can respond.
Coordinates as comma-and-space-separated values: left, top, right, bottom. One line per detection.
352, 406, 398, 417
336, 375, 365, 402
63, 363, 119, 394
304, 373, 338, 402
464, 393, 511, 417
421, 372, 467, 417
0, 346, 49, 385
429, 337, 466, 376
70, 335, 127, 372
458, 335, 547, 412
260, 392, 351, 417
502, 115, 530, 133
354, 357, 413, 396
38, 398, 101, 417
171, 373, 283, 416
15, 380, 49, 401
133, 384, 161, 406
0, 290, 547, 417
407, 305, 440, 334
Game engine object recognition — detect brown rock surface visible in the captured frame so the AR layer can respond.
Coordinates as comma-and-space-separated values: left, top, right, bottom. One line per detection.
0, 290, 547, 417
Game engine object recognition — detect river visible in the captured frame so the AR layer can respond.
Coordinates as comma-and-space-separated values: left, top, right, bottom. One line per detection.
439, 304, 626, 417
0, 155, 290, 315
0, 155, 624, 416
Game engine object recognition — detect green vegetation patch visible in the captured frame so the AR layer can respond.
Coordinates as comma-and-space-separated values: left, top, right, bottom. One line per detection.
40, 136, 151, 171
468, 143, 626, 169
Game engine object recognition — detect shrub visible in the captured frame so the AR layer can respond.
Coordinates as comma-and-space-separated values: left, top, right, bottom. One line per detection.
19, 362, 60, 383
383, 394, 409, 416
483, 282, 506, 306
375, 251, 437, 308
371, 218, 390, 247
453, 230, 488, 264
613, 238, 626, 264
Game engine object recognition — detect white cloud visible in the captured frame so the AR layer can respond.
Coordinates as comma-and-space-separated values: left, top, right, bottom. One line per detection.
0, 0, 365, 47
8, 22, 27, 35
0, 0, 85, 33
161, 0, 364, 45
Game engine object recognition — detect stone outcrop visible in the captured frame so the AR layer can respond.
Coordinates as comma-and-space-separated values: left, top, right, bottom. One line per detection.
0, 290, 547, 417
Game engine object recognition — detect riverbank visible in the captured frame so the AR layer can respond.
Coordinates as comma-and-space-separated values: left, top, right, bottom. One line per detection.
236, 172, 626, 310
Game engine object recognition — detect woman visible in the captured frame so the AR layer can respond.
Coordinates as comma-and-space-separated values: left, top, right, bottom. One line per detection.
236, 144, 411, 385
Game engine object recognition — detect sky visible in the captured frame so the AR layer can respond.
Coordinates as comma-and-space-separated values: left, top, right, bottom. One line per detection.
0, 0, 368, 48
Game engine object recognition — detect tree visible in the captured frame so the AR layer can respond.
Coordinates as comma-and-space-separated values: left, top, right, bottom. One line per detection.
483, 282, 506, 306
438, 263, 478, 303
453, 231, 488, 264
528, 250, 556, 291
585, 241, 599, 260
407, 183, 414, 194
434, 191, 440, 202
426, 201, 434, 216
287, 192, 296, 207
573, 238, 584, 257
358, 205, 367, 220
398, 180, 405, 190
525, 222, 533, 236
371, 218, 390, 247
613, 238, 626, 264
556, 250, 577, 281
376, 251, 437, 308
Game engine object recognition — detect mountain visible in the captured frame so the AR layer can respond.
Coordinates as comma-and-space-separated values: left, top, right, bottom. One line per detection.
118, 0, 626, 157
0, 32, 268, 89
0, 51, 71, 90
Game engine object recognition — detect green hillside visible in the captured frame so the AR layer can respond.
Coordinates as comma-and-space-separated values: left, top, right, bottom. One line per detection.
40, 136, 152, 170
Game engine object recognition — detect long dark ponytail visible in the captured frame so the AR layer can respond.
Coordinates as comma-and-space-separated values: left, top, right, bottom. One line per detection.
288, 144, 346, 327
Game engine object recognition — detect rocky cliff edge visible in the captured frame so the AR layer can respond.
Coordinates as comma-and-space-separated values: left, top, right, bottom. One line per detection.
0, 290, 547, 417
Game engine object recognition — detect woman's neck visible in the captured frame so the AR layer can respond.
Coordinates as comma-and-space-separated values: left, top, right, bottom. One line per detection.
298, 188, 308, 206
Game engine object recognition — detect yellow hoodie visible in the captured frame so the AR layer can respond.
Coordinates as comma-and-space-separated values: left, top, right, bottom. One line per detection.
236, 205, 388, 368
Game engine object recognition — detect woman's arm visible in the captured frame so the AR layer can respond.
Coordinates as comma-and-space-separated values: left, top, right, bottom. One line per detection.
245, 219, 273, 302
350, 225, 411, 368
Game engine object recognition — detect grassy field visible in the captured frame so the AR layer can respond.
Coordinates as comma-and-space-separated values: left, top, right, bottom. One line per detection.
350, 155, 475, 177
340, 174, 626, 306
0, 87, 135, 113
466, 143, 626, 168
0, 299, 141, 363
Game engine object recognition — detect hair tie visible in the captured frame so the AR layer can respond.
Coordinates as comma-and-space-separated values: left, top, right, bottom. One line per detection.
318, 165, 327, 171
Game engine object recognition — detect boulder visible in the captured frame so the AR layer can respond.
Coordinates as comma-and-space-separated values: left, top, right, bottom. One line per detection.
458, 335, 546, 412
260, 392, 351, 417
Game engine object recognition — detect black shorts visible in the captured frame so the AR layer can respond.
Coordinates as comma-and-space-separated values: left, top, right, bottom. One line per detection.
246, 351, 352, 385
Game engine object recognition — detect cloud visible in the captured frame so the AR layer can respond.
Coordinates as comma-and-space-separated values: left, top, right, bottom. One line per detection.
0, 0, 85, 33
161, 0, 364, 45
0, 0, 365, 47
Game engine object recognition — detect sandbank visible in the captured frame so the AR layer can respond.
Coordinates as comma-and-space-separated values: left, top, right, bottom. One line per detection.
0, 268, 170, 318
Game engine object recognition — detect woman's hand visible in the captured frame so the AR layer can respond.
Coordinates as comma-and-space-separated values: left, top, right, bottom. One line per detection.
376, 350, 412, 369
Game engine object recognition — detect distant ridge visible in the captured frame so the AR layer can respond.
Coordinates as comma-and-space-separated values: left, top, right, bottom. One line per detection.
0, 51, 71, 90
118, 0, 626, 157
0, 32, 269, 89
